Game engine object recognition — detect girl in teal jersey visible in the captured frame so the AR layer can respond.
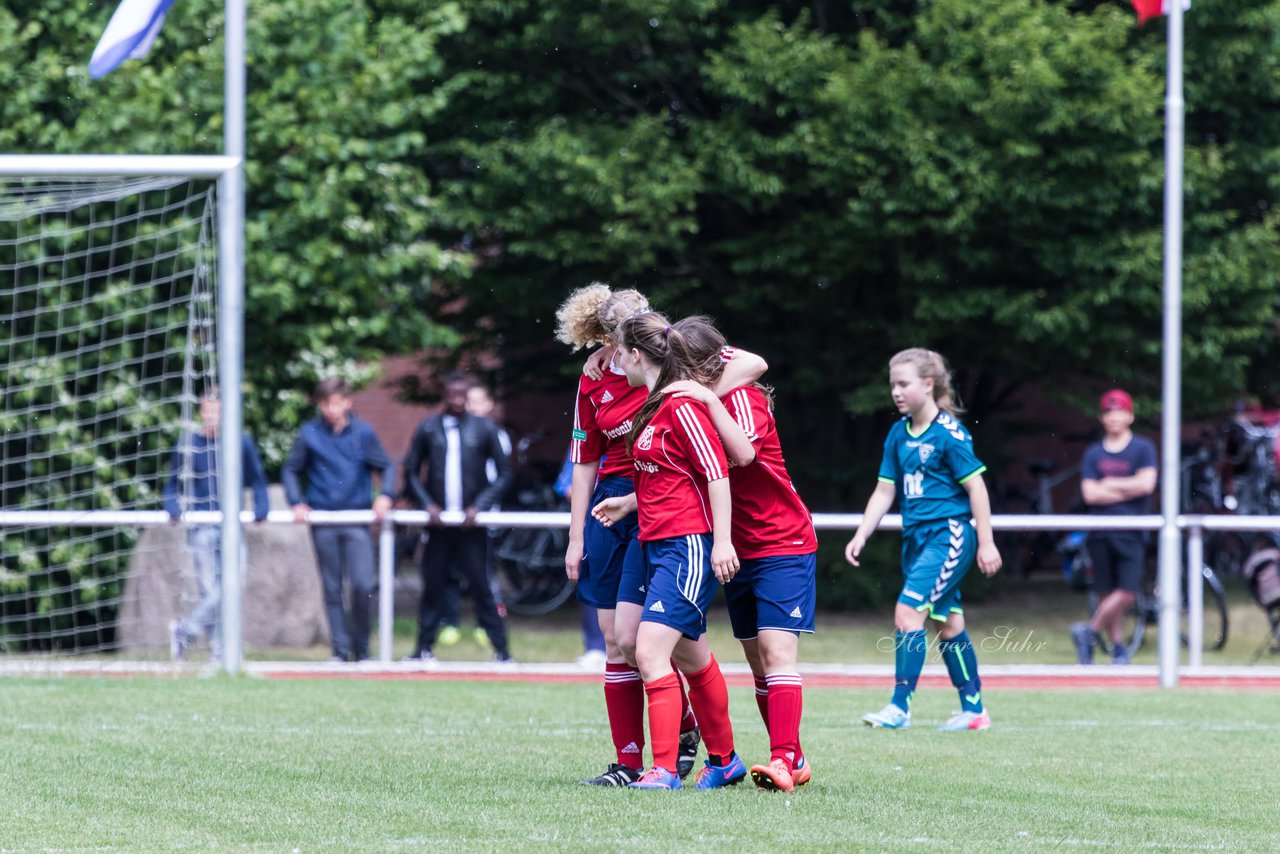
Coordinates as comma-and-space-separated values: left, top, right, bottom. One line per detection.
845, 348, 1002, 731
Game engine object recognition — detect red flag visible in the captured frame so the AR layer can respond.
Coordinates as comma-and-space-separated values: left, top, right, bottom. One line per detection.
1132, 0, 1191, 26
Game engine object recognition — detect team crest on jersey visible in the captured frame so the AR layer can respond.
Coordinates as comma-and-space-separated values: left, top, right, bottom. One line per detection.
601, 390, 614, 403
919, 443, 935, 463
637, 425, 656, 451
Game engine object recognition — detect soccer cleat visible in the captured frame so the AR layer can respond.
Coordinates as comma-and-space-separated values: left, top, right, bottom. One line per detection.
862, 703, 911, 729
580, 763, 641, 787
692, 754, 747, 790
791, 755, 812, 787
1070, 621, 1097, 665
436, 625, 461, 647
676, 725, 701, 779
938, 709, 991, 731
749, 758, 795, 793
168, 620, 186, 662
628, 766, 681, 790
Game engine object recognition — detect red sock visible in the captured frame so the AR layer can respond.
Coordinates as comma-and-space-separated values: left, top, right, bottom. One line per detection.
765, 672, 803, 771
673, 658, 697, 734
604, 663, 646, 771
644, 672, 683, 774
753, 675, 770, 730
683, 656, 735, 761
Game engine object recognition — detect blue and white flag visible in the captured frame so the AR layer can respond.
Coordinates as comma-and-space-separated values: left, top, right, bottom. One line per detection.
89, 0, 178, 79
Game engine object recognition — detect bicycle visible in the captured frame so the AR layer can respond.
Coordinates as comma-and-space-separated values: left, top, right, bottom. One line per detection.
489, 433, 576, 617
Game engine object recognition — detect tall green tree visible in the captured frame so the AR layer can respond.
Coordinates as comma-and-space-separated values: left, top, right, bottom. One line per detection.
0, 0, 469, 458
424, 0, 1280, 506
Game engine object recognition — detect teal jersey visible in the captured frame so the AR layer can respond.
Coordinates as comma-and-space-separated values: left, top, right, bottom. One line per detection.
877, 412, 987, 528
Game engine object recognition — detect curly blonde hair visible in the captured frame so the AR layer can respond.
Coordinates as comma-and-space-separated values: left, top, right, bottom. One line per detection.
554, 283, 650, 350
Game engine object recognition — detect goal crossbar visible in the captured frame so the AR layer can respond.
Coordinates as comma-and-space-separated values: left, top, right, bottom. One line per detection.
0, 155, 240, 179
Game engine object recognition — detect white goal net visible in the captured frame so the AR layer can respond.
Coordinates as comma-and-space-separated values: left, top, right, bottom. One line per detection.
0, 176, 218, 655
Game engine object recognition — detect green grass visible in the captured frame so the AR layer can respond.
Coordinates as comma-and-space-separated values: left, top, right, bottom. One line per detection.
0, 677, 1277, 851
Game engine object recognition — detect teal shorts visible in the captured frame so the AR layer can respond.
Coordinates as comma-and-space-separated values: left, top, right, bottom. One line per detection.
897, 518, 977, 622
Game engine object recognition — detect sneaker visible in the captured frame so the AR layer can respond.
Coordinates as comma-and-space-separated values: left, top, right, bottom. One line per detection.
326, 655, 347, 664
862, 703, 911, 729
576, 648, 607, 671
1070, 621, 1097, 665
939, 709, 991, 731
492, 652, 517, 665
580, 763, 641, 787
692, 754, 747, 790
473, 627, 492, 649
749, 758, 795, 793
402, 650, 437, 664
676, 725, 701, 779
1111, 646, 1132, 665
168, 620, 186, 662
628, 766, 681, 790
437, 625, 462, 647
791, 755, 812, 787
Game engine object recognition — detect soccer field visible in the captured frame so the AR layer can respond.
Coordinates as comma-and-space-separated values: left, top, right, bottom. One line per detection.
0, 676, 1275, 851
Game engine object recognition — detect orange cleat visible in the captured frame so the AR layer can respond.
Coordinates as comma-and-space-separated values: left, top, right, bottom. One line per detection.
791, 755, 812, 787
750, 758, 796, 792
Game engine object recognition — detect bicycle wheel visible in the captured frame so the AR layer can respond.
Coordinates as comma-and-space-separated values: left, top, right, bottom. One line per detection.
1180, 565, 1229, 651
492, 526, 576, 617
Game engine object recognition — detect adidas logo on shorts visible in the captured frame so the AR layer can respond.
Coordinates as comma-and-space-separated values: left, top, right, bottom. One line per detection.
649, 601, 665, 613
790, 607, 803, 619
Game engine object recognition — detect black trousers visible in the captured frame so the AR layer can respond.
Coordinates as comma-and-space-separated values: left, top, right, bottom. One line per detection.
417, 527, 508, 655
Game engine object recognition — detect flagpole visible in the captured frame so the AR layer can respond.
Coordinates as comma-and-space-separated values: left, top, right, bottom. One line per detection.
217, 0, 247, 675
1156, 0, 1185, 688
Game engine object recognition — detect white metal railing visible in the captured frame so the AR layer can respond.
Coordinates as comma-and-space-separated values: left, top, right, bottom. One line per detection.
1, 510, 1263, 676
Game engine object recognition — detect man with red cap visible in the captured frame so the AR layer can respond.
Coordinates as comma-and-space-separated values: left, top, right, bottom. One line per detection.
1071, 389, 1158, 664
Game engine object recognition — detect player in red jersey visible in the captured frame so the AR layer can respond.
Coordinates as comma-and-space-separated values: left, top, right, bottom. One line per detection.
593, 311, 746, 791
555, 284, 766, 787
661, 317, 817, 793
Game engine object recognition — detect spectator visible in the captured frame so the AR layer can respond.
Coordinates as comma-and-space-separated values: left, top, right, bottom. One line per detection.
282, 377, 395, 663
163, 387, 270, 662
1070, 388, 1158, 665
402, 371, 514, 663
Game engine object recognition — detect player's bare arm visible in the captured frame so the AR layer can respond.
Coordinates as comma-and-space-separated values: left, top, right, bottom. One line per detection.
661, 380, 756, 467
592, 492, 637, 527
963, 475, 1003, 576
845, 481, 897, 566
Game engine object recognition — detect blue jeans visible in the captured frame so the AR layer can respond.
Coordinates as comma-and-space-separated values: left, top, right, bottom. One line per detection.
312, 525, 376, 660
179, 525, 223, 655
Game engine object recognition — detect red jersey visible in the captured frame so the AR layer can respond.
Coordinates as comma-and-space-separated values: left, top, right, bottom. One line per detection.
631, 397, 729, 541
722, 386, 815, 558
570, 360, 647, 479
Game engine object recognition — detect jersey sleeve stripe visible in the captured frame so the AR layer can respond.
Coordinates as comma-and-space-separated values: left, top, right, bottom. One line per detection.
877, 476, 896, 484
676, 404, 725, 481
730, 388, 759, 442
957, 465, 987, 484
570, 379, 586, 463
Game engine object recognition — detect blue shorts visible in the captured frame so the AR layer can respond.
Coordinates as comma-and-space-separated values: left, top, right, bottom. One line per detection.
576, 477, 644, 610
898, 518, 977, 621
723, 552, 817, 639
640, 534, 719, 639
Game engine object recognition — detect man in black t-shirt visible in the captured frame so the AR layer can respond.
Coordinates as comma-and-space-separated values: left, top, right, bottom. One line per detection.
1071, 389, 1158, 664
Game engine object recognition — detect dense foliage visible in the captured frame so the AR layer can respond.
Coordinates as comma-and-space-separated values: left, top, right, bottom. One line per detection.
3, 0, 1280, 614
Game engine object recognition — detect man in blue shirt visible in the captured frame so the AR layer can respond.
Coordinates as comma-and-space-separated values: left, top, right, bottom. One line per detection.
162, 387, 270, 662
1071, 388, 1158, 665
282, 377, 396, 663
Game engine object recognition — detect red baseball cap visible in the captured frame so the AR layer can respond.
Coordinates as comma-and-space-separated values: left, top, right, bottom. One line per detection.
1100, 388, 1133, 413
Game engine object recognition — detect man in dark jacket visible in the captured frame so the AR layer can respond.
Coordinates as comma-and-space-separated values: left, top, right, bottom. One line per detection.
403, 371, 513, 663
282, 377, 396, 663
